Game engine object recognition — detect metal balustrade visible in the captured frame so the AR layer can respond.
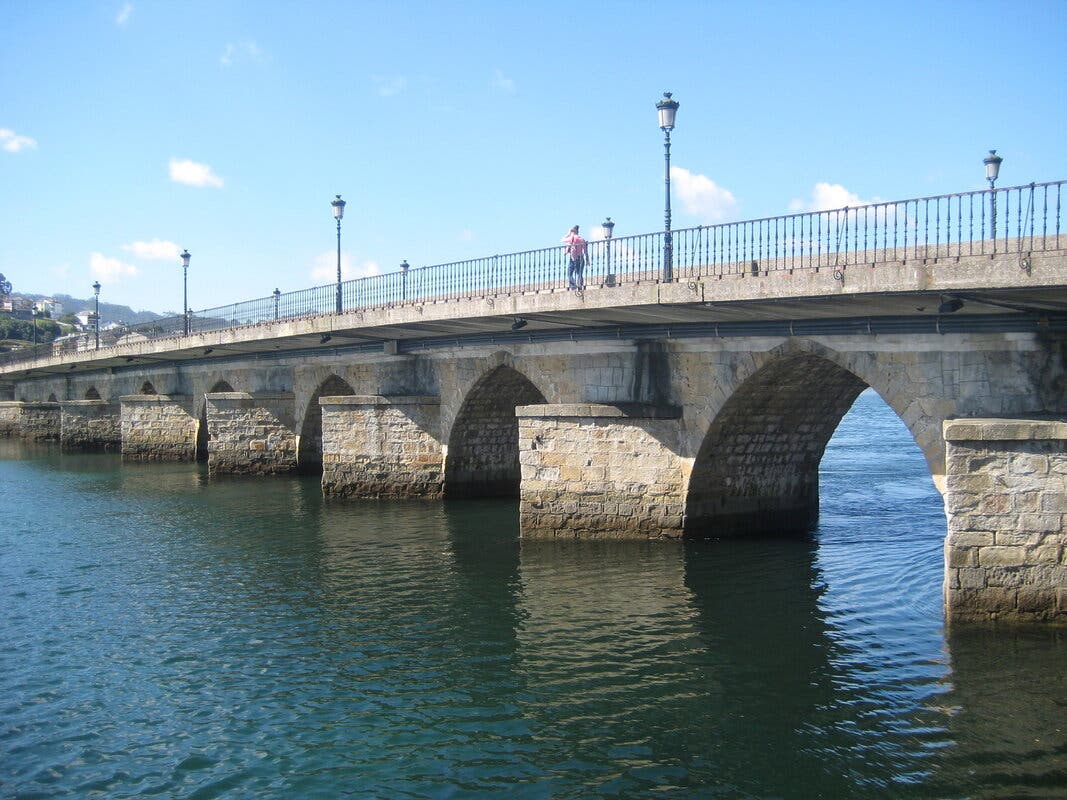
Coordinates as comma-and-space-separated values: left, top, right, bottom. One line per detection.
3, 180, 1063, 366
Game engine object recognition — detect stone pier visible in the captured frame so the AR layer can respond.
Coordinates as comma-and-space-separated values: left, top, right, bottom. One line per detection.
943, 418, 1067, 623
517, 403, 686, 538
0, 401, 22, 436
61, 400, 121, 450
18, 402, 61, 441
205, 391, 297, 475
321, 395, 443, 498
120, 394, 197, 461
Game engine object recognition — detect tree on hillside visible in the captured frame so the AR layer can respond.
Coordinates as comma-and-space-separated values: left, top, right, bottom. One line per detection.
0, 273, 11, 296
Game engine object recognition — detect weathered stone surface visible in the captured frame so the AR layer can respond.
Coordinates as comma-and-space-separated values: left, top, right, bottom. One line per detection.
120, 394, 196, 461
517, 404, 686, 539
321, 395, 443, 498
205, 392, 297, 475
61, 400, 120, 451
944, 419, 1067, 622
19, 402, 61, 441
0, 401, 23, 437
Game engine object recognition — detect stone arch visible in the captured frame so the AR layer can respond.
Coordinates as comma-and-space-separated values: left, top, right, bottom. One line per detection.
140, 381, 157, 395
85, 387, 101, 400
684, 352, 867, 538
298, 375, 355, 473
445, 365, 547, 498
208, 379, 235, 393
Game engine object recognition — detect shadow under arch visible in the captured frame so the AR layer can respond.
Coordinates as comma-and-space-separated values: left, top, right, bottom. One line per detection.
85, 387, 101, 400
684, 352, 867, 538
207, 379, 235, 393
298, 375, 355, 474
139, 381, 157, 395
445, 365, 546, 499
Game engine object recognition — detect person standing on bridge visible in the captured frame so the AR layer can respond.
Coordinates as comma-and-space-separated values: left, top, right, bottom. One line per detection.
561, 225, 589, 290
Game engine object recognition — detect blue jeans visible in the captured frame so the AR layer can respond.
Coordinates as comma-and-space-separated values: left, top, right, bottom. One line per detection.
567, 258, 585, 289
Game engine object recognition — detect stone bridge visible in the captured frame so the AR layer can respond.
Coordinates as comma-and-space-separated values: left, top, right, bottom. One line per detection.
3, 214, 1067, 622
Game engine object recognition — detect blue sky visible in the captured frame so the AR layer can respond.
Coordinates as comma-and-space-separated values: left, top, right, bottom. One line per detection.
2, 0, 1065, 314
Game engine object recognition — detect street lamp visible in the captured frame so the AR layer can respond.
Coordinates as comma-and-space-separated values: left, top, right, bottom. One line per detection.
602, 217, 615, 286
656, 92, 679, 283
92, 280, 101, 350
273, 287, 281, 320
31, 307, 38, 348
180, 249, 191, 335
400, 260, 410, 301
331, 194, 346, 314
983, 150, 1003, 249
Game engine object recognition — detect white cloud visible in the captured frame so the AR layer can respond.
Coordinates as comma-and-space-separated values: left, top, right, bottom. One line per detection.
789, 182, 882, 212
373, 75, 407, 97
169, 158, 224, 188
121, 239, 181, 260
670, 166, 738, 223
0, 128, 38, 153
311, 251, 381, 283
116, 3, 133, 26
90, 252, 139, 282
220, 40, 265, 67
490, 68, 516, 94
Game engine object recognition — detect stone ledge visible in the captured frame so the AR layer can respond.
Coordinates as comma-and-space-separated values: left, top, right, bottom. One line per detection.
516, 402, 682, 420
61, 400, 117, 408
119, 394, 191, 403
205, 392, 254, 401
944, 417, 1067, 442
319, 394, 440, 407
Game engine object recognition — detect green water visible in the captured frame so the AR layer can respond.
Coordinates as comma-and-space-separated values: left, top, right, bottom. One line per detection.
1, 392, 1064, 798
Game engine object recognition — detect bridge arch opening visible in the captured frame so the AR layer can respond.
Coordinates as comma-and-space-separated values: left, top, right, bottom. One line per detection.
47, 393, 58, 403
298, 375, 355, 474
85, 387, 101, 400
445, 365, 547, 499
684, 353, 867, 539
208, 379, 235, 393
140, 381, 157, 395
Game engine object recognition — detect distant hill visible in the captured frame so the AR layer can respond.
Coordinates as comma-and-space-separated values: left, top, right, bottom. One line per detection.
47, 294, 172, 326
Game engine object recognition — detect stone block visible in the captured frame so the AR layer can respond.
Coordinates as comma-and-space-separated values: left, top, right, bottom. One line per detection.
978, 546, 1026, 566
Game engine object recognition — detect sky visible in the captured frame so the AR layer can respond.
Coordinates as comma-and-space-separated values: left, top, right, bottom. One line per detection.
2, 0, 1065, 315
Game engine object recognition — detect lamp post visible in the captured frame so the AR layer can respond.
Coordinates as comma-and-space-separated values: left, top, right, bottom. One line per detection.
273, 287, 281, 320
656, 92, 679, 283
983, 150, 1003, 250
602, 217, 615, 285
400, 260, 410, 301
92, 280, 101, 350
331, 194, 346, 314
180, 249, 191, 335
31, 307, 38, 348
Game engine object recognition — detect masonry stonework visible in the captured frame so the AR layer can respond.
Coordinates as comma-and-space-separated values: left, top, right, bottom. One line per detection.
205, 392, 297, 475
0, 401, 21, 436
943, 418, 1067, 623
19, 402, 61, 441
60, 400, 120, 450
517, 404, 687, 539
120, 394, 197, 461
321, 395, 443, 498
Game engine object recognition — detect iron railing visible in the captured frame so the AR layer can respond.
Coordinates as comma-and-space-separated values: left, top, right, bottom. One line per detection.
3, 180, 1063, 367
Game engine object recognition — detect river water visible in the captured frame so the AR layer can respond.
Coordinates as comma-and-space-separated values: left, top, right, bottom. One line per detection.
1, 390, 1064, 799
